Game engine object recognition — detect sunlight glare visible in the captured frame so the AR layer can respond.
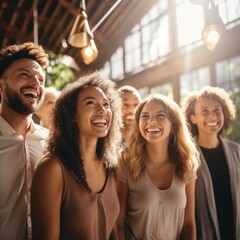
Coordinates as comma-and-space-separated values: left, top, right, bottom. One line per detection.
207, 30, 220, 44
82, 46, 94, 57
176, 1, 204, 47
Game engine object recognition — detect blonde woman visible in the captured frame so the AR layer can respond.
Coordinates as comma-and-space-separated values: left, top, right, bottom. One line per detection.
117, 93, 200, 240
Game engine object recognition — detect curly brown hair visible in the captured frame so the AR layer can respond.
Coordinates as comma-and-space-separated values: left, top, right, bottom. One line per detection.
0, 42, 49, 77
121, 93, 199, 183
182, 86, 236, 136
47, 71, 123, 192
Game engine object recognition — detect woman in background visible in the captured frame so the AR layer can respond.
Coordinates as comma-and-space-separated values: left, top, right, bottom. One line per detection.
183, 86, 240, 240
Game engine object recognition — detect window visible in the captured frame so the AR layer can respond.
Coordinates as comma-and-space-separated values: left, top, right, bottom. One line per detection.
150, 83, 173, 99
218, 0, 240, 27
141, 0, 168, 25
138, 86, 149, 99
125, 26, 141, 73
216, 56, 240, 92
180, 67, 210, 101
101, 0, 240, 92
100, 62, 111, 79
142, 15, 170, 65
142, 0, 169, 64
176, 1, 204, 48
111, 47, 124, 80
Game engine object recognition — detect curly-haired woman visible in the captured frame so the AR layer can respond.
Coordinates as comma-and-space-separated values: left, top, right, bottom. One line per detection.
117, 93, 200, 240
31, 71, 123, 239
182, 86, 240, 240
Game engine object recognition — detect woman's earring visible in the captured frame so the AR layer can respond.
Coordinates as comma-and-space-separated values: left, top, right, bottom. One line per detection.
169, 133, 176, 147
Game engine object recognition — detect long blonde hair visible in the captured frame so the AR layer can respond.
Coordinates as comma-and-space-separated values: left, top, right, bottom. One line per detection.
121, 93, 200, 182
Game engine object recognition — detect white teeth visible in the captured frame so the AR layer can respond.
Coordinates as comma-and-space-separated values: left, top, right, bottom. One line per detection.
147, 128, 160, 132
92, 119, 107, 124
206, 122, 218, 127
22, 89, 38, 98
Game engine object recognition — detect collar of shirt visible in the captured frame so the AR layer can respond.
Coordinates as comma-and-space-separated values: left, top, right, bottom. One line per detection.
0, 114, 47, 137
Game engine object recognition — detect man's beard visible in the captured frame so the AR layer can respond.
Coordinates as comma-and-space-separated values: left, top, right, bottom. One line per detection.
4, 84, 44, 115
123, 121, 134, 131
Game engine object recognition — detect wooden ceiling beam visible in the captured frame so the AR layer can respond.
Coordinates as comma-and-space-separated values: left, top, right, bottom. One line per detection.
59, 0, 78, 16
39, 4, 63, 43
2, 0, 25, 45
0, 23, 30, 41
18, 0, 40, 38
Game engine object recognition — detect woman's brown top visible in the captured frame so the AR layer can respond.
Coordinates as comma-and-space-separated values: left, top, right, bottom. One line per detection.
57, 159, 119, 240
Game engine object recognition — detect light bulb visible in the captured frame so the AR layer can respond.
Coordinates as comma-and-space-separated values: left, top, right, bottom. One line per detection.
207, 30, 220, 44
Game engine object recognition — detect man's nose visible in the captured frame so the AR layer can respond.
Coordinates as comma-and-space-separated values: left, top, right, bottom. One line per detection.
30, 75, 41, 87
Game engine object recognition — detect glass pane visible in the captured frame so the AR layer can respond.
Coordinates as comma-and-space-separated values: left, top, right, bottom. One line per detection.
153, 15, 170, 58
125, 49, 141, 73
100, 62, 111, 79
218, 0, 240, 24
125, 31, 141, 53
148, 4, 160, 21
216, 55, 240, 92
141, 0, 168, 25
176, 1, 204, 47
180, 67, 210, 101
142, 44, 150, 65
111, 47, 124, 80
158, 0, 168, 13
150, 82, 173, 99
142, 15, 170, 64
138, 86, 149, 99
142, 24, 152, 44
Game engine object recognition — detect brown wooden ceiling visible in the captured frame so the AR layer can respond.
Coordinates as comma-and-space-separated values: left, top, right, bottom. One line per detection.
0, 0, 157, 73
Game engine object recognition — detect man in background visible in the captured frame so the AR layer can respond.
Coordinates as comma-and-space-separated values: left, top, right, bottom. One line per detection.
33, 86, 60, 129
118, 85, 141, 145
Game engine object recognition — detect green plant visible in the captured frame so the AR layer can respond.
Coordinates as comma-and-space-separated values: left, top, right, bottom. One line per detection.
223, 76, 240, 143
46, 51, 74, 90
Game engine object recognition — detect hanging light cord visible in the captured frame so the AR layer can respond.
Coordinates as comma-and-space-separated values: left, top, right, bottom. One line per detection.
91, 0, 122, 33
80, 0, 86, 11
209, 0, 215, 8
33, 8, 38, 45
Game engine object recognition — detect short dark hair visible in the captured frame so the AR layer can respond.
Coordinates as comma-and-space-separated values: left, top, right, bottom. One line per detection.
0, 42, 49, 77
117, 85, 141, 100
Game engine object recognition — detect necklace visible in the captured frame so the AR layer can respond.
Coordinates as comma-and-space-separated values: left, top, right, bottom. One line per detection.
148, 158, 170, 173
147, 160, 173, 190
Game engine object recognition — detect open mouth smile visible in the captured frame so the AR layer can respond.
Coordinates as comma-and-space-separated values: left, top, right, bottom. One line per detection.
21, 88, 39, 99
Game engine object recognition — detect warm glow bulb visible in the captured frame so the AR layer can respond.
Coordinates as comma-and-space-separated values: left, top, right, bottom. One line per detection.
80, 38, 98, 64
83, 46, 94, 57
207, 30, 220, 44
